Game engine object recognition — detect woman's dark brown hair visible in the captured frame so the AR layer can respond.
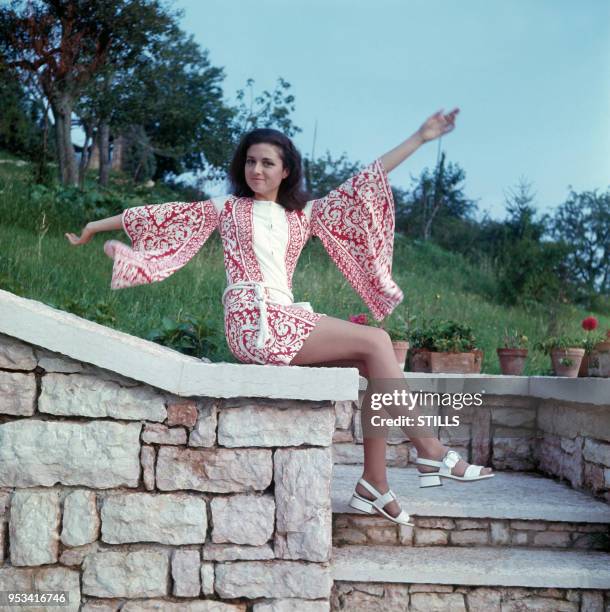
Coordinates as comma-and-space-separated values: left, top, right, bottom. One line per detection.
228, 128, 309, 211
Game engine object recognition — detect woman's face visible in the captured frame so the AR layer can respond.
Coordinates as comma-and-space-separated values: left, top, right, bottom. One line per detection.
244, 143, 288, 201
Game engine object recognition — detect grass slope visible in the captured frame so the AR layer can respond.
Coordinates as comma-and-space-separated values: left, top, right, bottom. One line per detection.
0, 151, 607, 373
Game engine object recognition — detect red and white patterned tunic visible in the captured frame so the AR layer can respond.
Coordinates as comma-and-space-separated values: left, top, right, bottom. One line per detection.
109, 159, 403, 365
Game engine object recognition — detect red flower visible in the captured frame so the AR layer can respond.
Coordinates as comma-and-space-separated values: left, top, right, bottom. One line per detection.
581, 316, 598, 331
349, 313, 369, 325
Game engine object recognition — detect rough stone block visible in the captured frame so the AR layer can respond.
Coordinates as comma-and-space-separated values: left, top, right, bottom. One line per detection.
82, 549, 170, 598
274, 448, 332, 562
533, 531, 571, 547
172, 549, 201, 597
9, 489, 60, 566
490, 521, 510, 545
218, 405, 334, 447
492, 407, 536, 428
142, 423, 187, 445
253, 600, 330, 611
450, 529, 489, 546
583, 439, 610, 468
39, 373, 166, 421
156, 447, 272, 493
101, 492, 207, 544
188, 400, 217, 447
200, 561, 214, 594
0, 371, 36, 416
202, 544, 275, 561
211, 494, 274, 546
61, 490, 99, 547
0, 334, 37, 369
122, 601, 245, 611
414, 529, 448, 546
167, 399, 199, 427
141, 445, 155, 491
501, 597, 577, 611
467, 587, 501, 611
417, 518, 455, 529
215, 561, 332, 599
0, 420, 141, 488
334, 400, 354, 430
34, 347, 84, 373
410, 592, 466, 611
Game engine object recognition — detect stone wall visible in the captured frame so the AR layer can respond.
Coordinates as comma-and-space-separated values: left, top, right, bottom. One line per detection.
331, 582, 610, 612
334, 515, 610, 550
0, 334, 334, 611
333, 389, 610, 503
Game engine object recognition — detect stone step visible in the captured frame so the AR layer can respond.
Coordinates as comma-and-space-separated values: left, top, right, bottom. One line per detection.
331, 545, 610, 589
332, 465, 610, 550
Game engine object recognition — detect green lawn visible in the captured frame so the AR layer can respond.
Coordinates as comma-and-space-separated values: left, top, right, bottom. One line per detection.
1, 152, 607, 372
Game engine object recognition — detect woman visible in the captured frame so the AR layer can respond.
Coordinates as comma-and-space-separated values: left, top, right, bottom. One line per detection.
66, 108, 493, 527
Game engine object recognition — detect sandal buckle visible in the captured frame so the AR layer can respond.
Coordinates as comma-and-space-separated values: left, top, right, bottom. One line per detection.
443, 450, 460, 469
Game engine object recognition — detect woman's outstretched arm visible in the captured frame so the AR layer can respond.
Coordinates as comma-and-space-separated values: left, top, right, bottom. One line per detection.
65, 214, 123, 246
380, 108, 460, 173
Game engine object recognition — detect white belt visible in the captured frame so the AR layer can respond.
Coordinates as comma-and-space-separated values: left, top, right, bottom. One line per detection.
222, 281, 295, 350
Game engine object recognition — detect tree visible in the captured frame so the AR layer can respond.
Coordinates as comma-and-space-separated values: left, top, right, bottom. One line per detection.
0, 0, 176, 185
551, 187, 610, 300
395, 153, 477, 242
303, 151, 361, 198
495, 179, 571, 306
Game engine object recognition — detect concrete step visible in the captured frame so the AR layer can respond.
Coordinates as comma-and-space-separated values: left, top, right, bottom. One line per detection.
332, 465, 610, 550
331, 545, 610, 589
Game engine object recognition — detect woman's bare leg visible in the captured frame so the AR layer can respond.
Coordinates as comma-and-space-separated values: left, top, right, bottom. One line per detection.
291, 316, 492, 517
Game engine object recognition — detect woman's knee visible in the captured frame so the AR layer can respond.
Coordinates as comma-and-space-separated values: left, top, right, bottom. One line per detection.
364, 327, 393, 356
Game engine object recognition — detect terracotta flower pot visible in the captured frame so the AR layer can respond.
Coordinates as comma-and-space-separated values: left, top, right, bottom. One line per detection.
429, 351, 480, 374
392, 340, 409, 370
473, 349, 484, 374
588, 341, 610, 377
578, 354, 590, 377
550, 348, 585, 378
408, 348, 431, 372
497, 348, 528, 376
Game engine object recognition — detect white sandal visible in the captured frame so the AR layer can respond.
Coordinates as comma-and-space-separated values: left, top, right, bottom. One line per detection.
415, 449, 494, 487
348, 477, 414, 526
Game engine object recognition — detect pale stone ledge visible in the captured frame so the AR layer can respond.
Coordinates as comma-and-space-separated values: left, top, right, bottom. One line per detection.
332, 545, 610, 588
0, 289, 358, 401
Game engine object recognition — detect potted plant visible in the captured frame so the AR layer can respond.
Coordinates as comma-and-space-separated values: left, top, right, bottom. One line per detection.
348, 313, 413, 369
534, 336, 585, 378
579, 316, 604, 377
497, 329, 528, 375
407, 319, 482, 374
589, 329, 610, 378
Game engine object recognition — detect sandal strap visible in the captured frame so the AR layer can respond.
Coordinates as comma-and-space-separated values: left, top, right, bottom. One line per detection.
357, 477, 382, 498
372, 489, 396, 509
464, 464, 484, 478
415, 457, 443, 468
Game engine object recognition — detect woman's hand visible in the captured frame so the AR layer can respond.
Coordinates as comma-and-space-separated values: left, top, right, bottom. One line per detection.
417, 108, 460, 143
65, 224, 95, 246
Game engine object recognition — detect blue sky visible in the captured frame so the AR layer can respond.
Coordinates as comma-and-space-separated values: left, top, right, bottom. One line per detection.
174, 0, 609, 220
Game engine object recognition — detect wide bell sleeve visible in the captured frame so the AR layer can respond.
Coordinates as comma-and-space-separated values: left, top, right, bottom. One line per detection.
309, 159, 404, 320
109, 199, 220, 290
